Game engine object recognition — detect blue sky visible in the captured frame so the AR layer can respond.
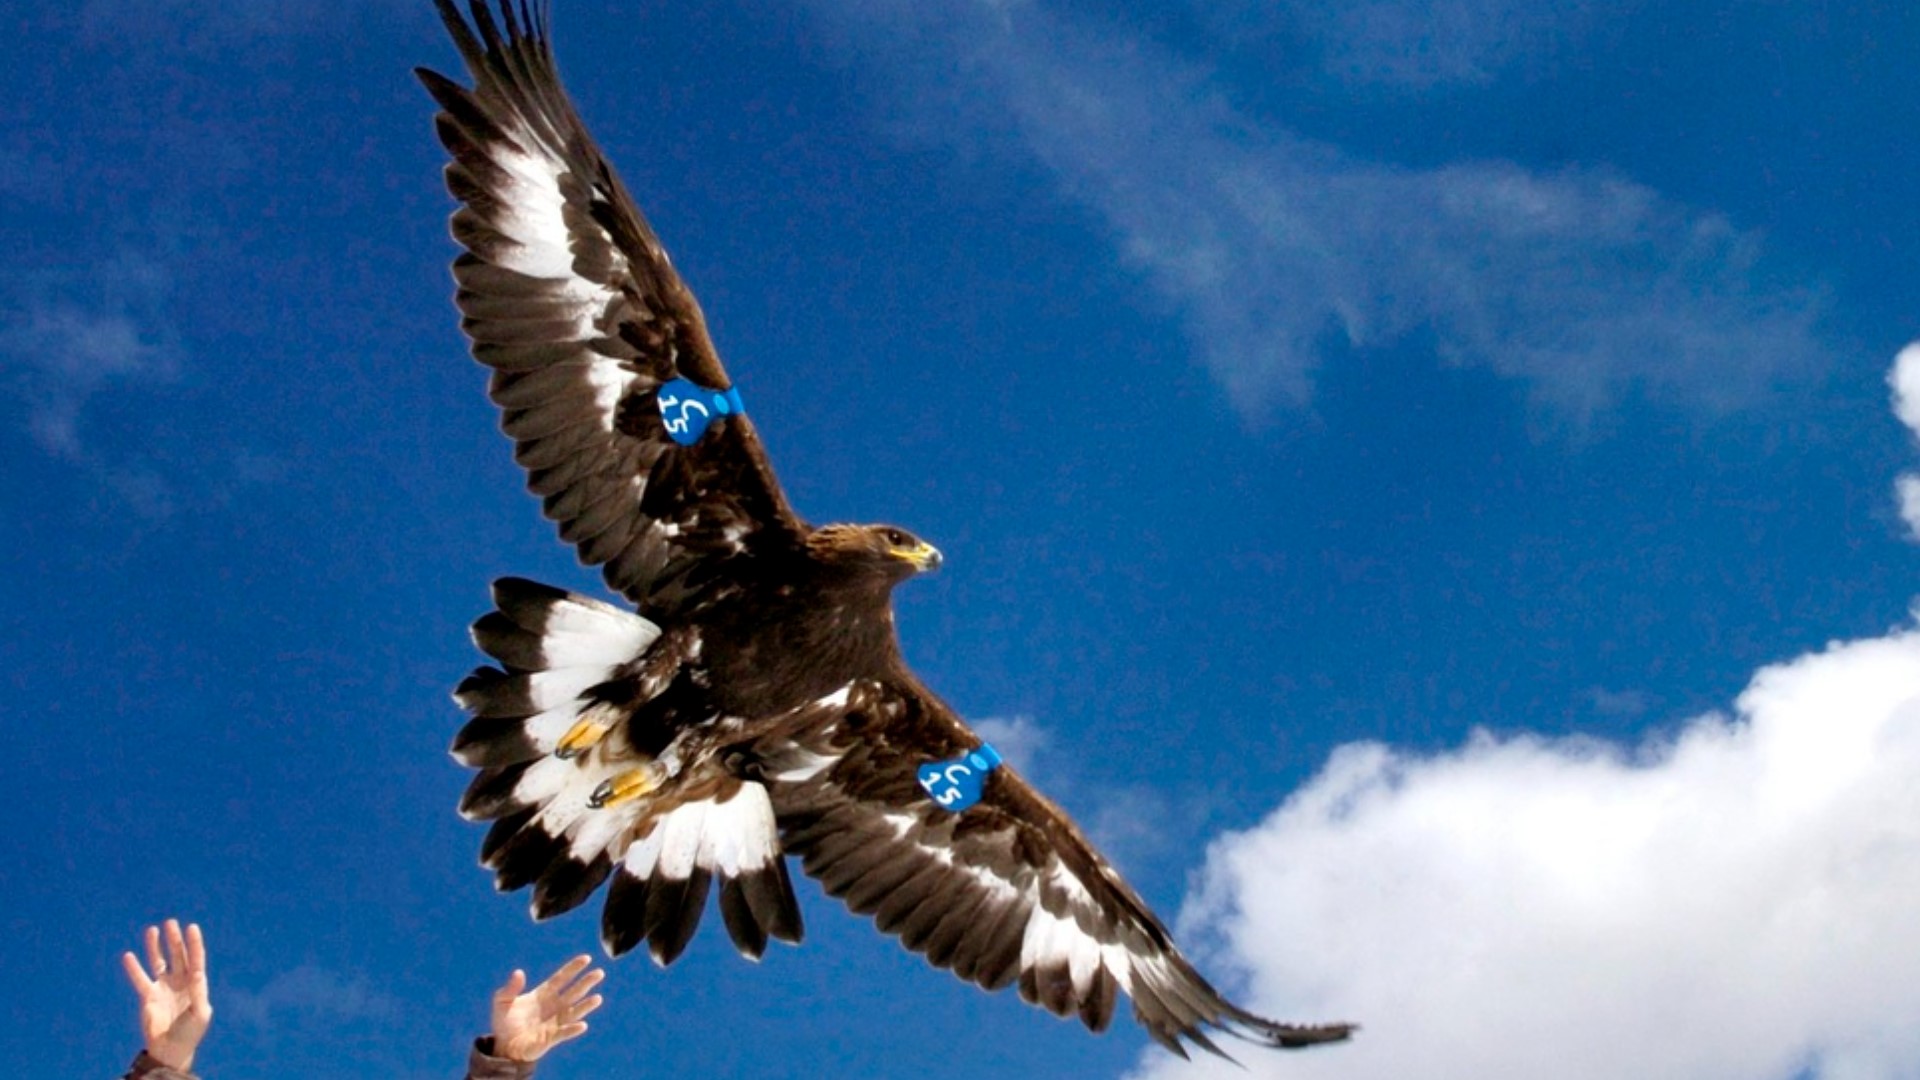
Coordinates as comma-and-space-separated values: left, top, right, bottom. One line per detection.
5, 1, 1919, 1077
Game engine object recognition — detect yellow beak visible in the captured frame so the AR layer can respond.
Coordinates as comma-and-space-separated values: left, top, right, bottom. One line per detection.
893, 541, 943, 572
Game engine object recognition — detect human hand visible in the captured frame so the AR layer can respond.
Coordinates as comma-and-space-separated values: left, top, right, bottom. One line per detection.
490, 954, 605, 1063
120, 919, 213, 1072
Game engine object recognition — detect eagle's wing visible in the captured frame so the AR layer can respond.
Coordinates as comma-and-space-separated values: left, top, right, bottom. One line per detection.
743, 677, 1356, 1058
419, 1, 801, 611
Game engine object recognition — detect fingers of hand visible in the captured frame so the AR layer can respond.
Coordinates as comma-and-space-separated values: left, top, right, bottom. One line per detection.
122, 950, 155, 993
185, 923, 208, 977
164, 920, 188, 978
557, 966, 605, 1008
566, 993, 604, 1023
536, 954, 592, 997
145, 925, 166, 978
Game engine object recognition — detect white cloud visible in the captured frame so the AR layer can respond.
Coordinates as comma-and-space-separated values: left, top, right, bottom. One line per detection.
222, 964, 402, 1033
800, 1, 1826, 420
1890, 343, 1920, 541
1897, 477, 1920, 543
1124, 625, 1920, 1080
1891, 344, 1920, 435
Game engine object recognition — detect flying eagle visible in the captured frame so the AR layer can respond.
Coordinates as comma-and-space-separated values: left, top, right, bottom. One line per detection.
419, 0, 1354, 1058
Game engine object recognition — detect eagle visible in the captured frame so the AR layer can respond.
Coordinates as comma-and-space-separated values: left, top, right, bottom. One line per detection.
418, 0, 1354, 1058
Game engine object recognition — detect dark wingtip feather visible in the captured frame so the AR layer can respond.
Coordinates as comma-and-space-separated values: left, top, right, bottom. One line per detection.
415, 65, 462, 101
452, 665, 504, 708
533, 853, 614, 920
1080, 966, 1118, 1033
450, 714, 540, 768
1184, 1026, 1229, 1062
1148, 1026, 1190, 1061
429, 0, 486, 75
1216, 999, 1357, 1049
471, 610, 543, 669
491, 575, 570, 621
646, 867, 712, 967
453, 665, 538, 719
492, 820, 565, 892
601, 870, 648, 958
761, 858, 804, 945
460, 763, 530, 821
1261, 1020, 1360, 1049
480, 807, 537, 866
717, 875, 769, 961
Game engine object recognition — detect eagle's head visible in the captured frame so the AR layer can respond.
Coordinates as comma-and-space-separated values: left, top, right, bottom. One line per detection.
808, 523, 943, 584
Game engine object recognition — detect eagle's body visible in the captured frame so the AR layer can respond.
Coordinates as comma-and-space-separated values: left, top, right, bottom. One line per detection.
699, 527, 924, 714
421, 0, 1354, 1058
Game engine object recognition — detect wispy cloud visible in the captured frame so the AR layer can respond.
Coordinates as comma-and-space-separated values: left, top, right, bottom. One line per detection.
973, 714, 1213, 868
972, 714, 1053, 773
1195, 0, 1626, 90
221, 963, 403, 1033
801, 1, 1826, 421
1889, 343, 1920, 541
1585, 685, 1652, 720
0, 253, 182, 517
4, 305, 174, 459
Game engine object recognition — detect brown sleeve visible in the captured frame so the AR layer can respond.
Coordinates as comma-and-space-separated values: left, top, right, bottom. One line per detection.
122, 1051, 198, 1080
464, 1037, 537, 1080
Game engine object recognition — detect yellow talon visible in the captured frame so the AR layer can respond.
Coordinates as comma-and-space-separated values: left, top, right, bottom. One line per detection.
555, 716, 612, 760
590, 765, 664, 809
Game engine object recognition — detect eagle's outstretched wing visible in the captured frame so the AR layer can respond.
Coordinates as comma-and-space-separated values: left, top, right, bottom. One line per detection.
424, 1, 1355, 1057
743, 677, 1356, 1058
418, 0, 801, 613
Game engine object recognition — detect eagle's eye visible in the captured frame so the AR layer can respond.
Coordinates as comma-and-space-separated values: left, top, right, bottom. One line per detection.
882, 528, 908, 547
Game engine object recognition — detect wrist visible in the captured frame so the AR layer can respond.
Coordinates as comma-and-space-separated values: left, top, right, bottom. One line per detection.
147, 1044, 195, 1072
487, 1030, 543, 1063
131, 1049, 195, 1079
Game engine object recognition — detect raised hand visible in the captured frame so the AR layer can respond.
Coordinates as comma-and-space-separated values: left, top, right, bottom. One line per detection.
120, 919, 213, 1072
489, 954, 605, 1063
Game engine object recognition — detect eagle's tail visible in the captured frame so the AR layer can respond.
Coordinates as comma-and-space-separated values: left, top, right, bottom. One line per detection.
449, 577, 802, 965
450, 577, 660, 768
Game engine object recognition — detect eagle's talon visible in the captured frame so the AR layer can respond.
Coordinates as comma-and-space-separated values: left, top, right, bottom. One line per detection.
556, 716, 612, 760
590, 765, 663, 809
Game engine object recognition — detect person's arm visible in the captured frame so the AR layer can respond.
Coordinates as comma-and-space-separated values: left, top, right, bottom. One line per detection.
465, 955, 605, 1079
119, 920, 212, 1079
121, 1051, 197, 1080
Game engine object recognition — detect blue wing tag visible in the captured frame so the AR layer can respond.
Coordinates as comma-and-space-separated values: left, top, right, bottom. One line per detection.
656, 378, 745, 446
917, 744, 1003, 813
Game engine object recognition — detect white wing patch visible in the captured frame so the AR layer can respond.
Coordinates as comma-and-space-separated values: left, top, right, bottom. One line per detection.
581, 354, 635, 433
533, 586, 658, 666
623, 784, 781, 884
1019, 866, 1134, 996
486, 135, 602, 286
757, 683, 858, 783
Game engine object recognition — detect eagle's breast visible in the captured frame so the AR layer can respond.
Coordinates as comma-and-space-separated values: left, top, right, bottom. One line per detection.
691, 549, 902, 720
